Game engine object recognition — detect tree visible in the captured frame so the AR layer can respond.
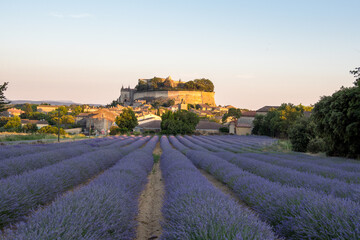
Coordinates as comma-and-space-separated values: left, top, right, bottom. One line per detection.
4, 116, 21, 130
252, 104, 304, 138
71, 105, 83, 116
161, 110, 199, 135
222, 108, 242, 123
0, 117, 10, 128
109, 126, 120, 135
24, 103, 33, 115
350, 67, 360, 86
0, 82, 10, 112
38, 126, 66, 135
288, 117, 315, 152
193, 78, 214, 92
22, 123, 38, 133
312, 70, 360, 158
115, 108, 138, 132
59, 115, 75, 126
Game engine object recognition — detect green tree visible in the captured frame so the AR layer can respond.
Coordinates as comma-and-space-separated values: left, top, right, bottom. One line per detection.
0, 82, 10, 113
222, 108, 242, 123
312, 70, 360, 158
24, 103, 33, 115
4, 116, 21, 130
350, 67, 360, 86
135, 79, 148, 91
109, 126, 120, 135
288, 117, 315, 152
161, 110, 199, 134
22, 123, 38, 133
71, 105, 83, 116
252, 104, 304, 138
38, 125, 66, 135
115, 108, 138, 132
193, 78, 214, 92
0, 117, 10, 128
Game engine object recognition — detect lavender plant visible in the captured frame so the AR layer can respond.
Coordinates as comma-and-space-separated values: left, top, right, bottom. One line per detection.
170, 140, 360, 239
0, 137, 149, 229
240, 152, 360, 184
160, 136, 276, 240
2, 136, 158, 240
214, 151, 360, 202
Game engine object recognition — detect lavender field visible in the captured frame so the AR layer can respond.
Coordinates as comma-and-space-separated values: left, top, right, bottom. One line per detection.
0, 135, 359, 240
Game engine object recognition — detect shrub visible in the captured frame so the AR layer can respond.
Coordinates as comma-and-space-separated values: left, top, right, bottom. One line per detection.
38, 126, 66, 135
109, 126, 120, 135
288, 117, 315, 152
307, 138, 326, 153
219, 126, 229, 133
22, 123, 38, 133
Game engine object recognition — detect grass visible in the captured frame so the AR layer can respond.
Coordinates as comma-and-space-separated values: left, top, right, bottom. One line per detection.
153, 153, 160, 163
0, 133, 88, 143
260, 139, 293, 153
0, 134, 57, 142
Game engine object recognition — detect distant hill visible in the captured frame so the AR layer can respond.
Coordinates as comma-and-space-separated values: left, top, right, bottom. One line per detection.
10, 100, 102, 107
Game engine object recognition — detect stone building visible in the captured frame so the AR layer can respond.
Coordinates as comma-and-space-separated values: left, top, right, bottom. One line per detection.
37, 105, 60, 113
76, 109, 118, 135
118, 76, 216, 106
118, 86, 136, 105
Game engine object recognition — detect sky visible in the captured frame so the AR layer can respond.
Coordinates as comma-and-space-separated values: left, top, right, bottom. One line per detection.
0, 0, 359, 109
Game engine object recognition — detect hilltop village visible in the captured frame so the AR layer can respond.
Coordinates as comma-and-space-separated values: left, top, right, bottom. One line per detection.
0, 77, 285, 136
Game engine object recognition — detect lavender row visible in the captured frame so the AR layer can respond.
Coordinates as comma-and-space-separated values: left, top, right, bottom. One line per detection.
2, 136, 158, 240
0, 137, 138, 179
175, 135, 208, 151
170, 141, 360, 239
215, 151, 360, 202
0, 136, 120, 161
183, 135, 224, 152
272, 152, 360, 173
0, 137, 149, 229
193, 135, 241, 152
203, 135, 273, 149
240, 152, 360, 184
160, 137, 276, 240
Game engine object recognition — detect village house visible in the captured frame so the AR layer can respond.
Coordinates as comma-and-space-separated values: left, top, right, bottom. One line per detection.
256, 106, 280, 115
20, 119, 49, 129
133, 119, 161, 133
197, 104, 213, 111
235, 111, 257, 135
137, 113, 162, 121
195, 120, 222, 134
0, 108, 24, 117
76, 109, 118, 135
7, 108, 25, 117
83, 106, 99, 113
37, 105, 60, 113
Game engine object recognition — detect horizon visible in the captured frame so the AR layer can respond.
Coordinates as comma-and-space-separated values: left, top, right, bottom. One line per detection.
1, 1, 359, 109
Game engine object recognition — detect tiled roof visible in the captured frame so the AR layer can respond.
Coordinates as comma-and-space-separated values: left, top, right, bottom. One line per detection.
241, 111, 256, 117
256, 106, 280, 112
137, 120, 161, 129
21, 119, 49, 125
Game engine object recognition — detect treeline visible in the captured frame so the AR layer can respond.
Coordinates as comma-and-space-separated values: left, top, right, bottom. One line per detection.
253, 67, 360, 159
135, 78, 214, 92
0, 103, 85, 134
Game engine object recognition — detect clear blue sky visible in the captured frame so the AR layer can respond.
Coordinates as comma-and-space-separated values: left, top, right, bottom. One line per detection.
1, 0, 359, 109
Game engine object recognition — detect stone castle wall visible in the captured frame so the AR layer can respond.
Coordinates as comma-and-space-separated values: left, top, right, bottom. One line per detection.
133, 91, 216, 106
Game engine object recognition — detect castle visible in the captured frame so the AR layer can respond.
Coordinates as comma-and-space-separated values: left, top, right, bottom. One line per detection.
118, 76, 216, 106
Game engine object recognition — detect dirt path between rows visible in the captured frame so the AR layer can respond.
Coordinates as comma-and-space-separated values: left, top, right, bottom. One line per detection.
136, 142, 164, 240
